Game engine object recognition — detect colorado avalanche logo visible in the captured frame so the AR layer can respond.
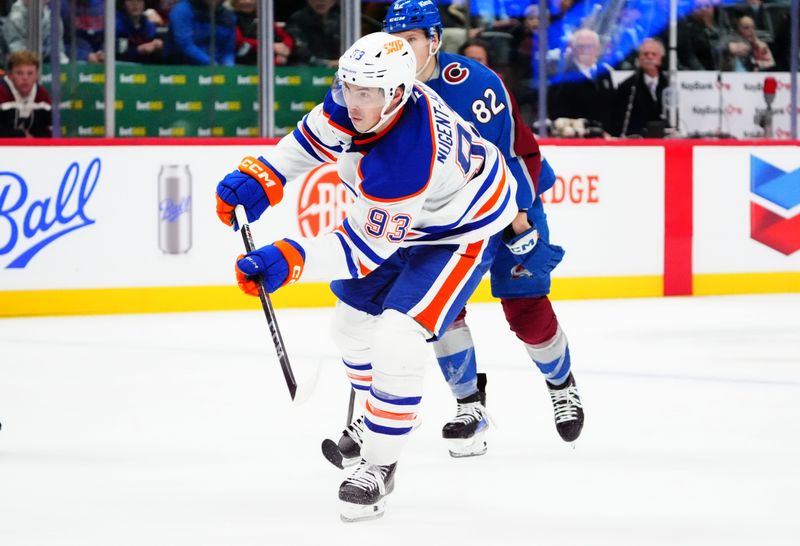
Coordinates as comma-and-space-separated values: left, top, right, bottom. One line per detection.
510, 265, 532, 279
442, 62, 469, 84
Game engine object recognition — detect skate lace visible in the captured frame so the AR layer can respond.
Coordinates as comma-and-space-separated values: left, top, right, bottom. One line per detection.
451, 401, 487, 425
345, 416, 366, 445
549, 385, 583, 424
348, 460, 388, 494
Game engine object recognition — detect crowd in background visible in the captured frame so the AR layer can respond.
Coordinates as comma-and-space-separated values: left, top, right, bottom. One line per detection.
0, 0, 798, 138
0, 1, 796, 70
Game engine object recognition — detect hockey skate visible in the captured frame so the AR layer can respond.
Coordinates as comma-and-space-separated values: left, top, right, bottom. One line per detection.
547, 372, 584, 442
339, 458, 397, 522
442, 373, 489, 458
321, 416, 365, 469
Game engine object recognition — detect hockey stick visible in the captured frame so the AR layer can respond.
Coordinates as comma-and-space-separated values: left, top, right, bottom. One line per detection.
321, 387, 358, 469
235, 205, 320, 404
345, 388, 355, 425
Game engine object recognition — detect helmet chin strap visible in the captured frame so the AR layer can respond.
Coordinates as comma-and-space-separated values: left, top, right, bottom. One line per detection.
415, 38, 441, 78
363, 96, 403, 134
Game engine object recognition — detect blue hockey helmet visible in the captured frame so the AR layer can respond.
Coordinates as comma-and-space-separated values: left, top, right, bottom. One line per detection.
383, 0, 443, 40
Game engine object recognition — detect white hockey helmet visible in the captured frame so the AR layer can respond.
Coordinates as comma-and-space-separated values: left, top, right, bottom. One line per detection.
336, 32, 416, 127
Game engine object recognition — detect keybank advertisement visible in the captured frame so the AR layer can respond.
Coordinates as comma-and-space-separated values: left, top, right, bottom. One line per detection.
0, 144, 669, 293
693, 146, 800, 273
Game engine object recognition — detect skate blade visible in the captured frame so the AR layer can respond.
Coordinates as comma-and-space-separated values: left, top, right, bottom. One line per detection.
321, 439, 360, 469
447, 430, 488, 458
340, 499, 386, 523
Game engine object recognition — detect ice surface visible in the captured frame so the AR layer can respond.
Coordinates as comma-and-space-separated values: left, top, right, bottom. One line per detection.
1, 294, 798, 546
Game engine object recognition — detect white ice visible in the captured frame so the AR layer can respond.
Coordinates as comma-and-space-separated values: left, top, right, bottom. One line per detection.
1, 294, 799, 546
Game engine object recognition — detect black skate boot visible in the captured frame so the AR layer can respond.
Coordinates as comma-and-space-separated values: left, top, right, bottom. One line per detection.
547, 372, 584, 442
339, 458, 397, 522
442, 373, 489, 457
321, 416, 365, 469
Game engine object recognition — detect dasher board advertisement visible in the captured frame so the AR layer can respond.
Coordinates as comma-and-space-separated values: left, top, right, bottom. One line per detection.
693, 146, 800, 274
540, 145, 665, 278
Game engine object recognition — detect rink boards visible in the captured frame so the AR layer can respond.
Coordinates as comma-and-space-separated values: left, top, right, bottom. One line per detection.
1, 138, 798, 316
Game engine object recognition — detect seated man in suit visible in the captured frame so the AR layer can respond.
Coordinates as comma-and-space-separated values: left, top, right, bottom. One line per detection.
612, 38, 670, 138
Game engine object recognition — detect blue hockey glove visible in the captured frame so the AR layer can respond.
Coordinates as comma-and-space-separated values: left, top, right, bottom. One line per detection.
235, 239, 305, 295
504, 225, 565, 277
216, 156, 285, 228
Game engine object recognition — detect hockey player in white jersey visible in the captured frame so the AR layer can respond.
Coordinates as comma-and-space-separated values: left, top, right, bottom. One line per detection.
215, 32, 517, 521
324, 0, 585, 465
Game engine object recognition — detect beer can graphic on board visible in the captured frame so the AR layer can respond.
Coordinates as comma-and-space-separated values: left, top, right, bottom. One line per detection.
158, 164, 192, 254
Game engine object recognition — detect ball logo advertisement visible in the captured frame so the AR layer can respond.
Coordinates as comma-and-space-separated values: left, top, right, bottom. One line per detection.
749, 155, 800, 255
0, 158, 100, 269
297, 163, 353, 237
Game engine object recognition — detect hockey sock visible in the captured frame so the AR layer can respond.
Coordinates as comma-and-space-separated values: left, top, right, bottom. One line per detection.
432, 316, 478, 400
343, 359, 372, 410
362, 310, 428, 466
525, 325, 571, 386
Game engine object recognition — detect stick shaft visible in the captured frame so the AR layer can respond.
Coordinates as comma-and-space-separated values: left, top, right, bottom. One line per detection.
236, 206, 297, 400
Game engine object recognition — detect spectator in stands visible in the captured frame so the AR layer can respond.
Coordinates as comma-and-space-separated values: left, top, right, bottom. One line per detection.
0, 50, 51, 137
459, 38, 491, 67
61, 0, 106, 63
116, 0, 163, 63
677, 0, 721, 70
730, 0, 770, 32
612, 38, 670, 137
167, 0, 236, 65
230, 0, 293, 66
3, 0, 68, 64
548, 28, 616, 134
721, 15, 775, 71
286, 0, 340, 67
143, 0, 179, 26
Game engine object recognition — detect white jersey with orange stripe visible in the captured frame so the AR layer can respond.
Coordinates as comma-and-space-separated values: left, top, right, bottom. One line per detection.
260, 82, 517, 281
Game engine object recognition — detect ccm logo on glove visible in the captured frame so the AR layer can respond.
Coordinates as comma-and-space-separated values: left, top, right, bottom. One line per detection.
506, 228, 539, 255
238, 156, 285, 207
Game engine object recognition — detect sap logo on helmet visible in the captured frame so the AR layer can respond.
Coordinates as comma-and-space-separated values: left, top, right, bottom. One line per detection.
384, 39, 406, 55
297, 163, 354, 237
